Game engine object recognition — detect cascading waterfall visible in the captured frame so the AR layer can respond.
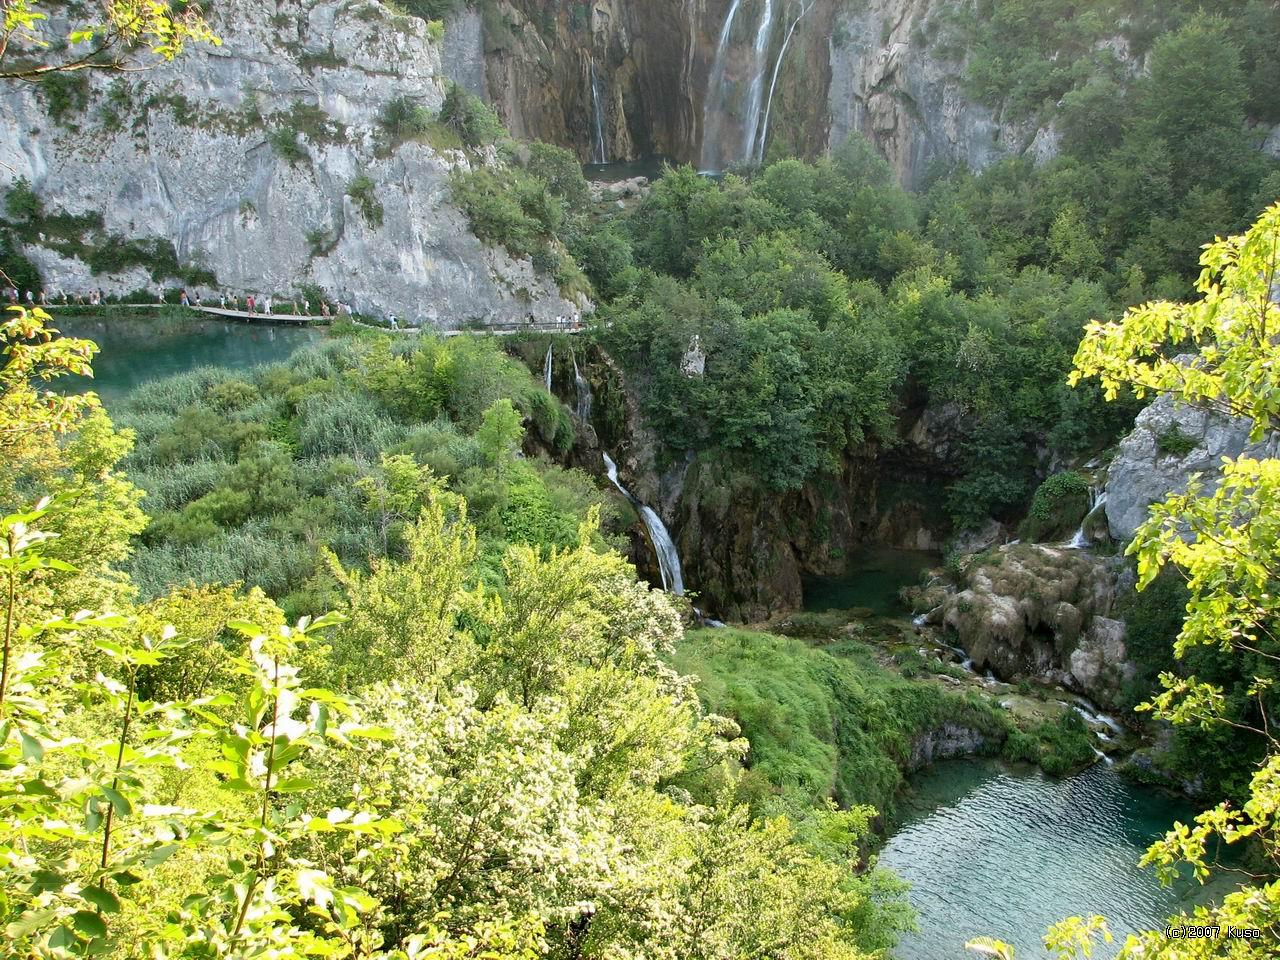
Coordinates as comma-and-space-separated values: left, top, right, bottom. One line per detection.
543, 343, 553, 393
754, 0, 813, 162
1065, 487, 1108, 550
739, 0, 776, 160
589, 61, 607, 164
602, 453, 685, 594
572, 356, 593, 423
699, 0, 745, 171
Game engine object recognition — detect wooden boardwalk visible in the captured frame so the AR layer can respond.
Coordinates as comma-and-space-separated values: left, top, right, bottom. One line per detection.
44, 302, 587, 336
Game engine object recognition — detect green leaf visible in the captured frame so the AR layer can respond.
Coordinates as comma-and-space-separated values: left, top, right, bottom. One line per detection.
28, 869, 64, 894
100, 786, 132, 816
81, 887, 121, 914
19, 732, 43, 762
71, 910, 108, 938
6, 908, 58, 938
272, 777, 317, 793
48, 925, 76, 949
143, 844, 179, 868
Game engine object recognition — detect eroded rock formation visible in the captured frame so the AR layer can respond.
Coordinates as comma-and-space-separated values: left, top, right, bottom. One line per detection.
930, 544, 1135, 708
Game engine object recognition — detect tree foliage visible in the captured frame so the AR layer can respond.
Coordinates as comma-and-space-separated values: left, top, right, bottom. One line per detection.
1065, 204, 1280, 955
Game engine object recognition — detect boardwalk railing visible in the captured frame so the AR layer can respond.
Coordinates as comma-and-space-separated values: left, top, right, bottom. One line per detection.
41, 302, 589, 335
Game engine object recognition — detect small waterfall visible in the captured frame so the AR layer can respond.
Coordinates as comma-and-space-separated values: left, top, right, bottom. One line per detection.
700, 0, 745, 171
739, 0, 776, 161
602, 453, 685, 595
754, 0, 813, 162
1064, 488, 1107, 550
590, 61, 607, 164
544, 343, 553, 393
572, 356, 593, 423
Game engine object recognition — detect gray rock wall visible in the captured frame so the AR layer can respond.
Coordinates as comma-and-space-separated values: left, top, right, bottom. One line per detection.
1105, 394, 1280, 542
1, 0, 581, 326
826, 0, 1034, 186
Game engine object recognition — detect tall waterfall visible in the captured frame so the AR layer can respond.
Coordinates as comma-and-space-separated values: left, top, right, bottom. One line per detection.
590, 61, 607, 164
701, 0, 781, 170
739, 0, 776, 160
573, 356, 593, 423
699, 0, 745, 171
602, 453, 685, 594
755, 0, 812, 162
543, 343, 553, 393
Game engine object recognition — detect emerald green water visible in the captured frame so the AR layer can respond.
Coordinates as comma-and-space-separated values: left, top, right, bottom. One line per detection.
52, 315, 322, 404
802, 547, 939, 616
881, 760, 1229, 959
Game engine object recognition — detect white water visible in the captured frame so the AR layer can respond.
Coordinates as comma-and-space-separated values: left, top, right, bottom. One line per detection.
739, 0, 776, 160
754, 0, 811, 162
543, 343, 553, 393
602, 453, 685, 594
700, 0, 745, 171
590, 61, 607, 164
572, 356, 593, 423
1073, 701, 1125, 736
1064, 488, 1107, 550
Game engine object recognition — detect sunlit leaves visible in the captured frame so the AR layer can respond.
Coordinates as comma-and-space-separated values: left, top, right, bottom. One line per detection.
1070, 201, 1280, 958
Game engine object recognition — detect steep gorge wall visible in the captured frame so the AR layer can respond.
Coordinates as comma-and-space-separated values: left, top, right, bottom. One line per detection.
1, 0, 581, 324
475, 0, 837, 167
470, 0, 1049, 182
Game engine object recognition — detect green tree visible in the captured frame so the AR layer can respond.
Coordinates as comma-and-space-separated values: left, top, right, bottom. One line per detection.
1061, 203, 1280, 955
0, 0, 217, 79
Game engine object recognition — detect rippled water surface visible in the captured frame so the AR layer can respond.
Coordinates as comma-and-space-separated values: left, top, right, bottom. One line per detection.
880, 760, 1228, 959
55, 314, 323, 403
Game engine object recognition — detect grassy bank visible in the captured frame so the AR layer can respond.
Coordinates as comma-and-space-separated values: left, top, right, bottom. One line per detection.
674, 627, 1096, 821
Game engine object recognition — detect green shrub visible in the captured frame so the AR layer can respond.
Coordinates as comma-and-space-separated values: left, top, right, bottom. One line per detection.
1019, 471, 1091, 543
1156, 423, 1200, 456
438, 82, 506, 148
269, 127, 307, 164
347, 174, 384, 228
36, 71, 90, 125
377, 95, 432, 145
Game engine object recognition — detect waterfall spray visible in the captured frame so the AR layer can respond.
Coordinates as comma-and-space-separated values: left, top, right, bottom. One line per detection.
590, 61, 607, 164
544, 343, 553, 393
700, 0, 745, 171
573, 356, 593, 423
740, 0, 776, 161
602, 453, 685, 594
755, 0, 813, 162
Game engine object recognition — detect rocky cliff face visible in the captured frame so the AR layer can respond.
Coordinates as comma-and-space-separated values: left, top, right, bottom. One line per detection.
476, 0, 836, 168
472, 0, 1062, 183
1, 0, 580, 324
826, 0, 1033, 187
1105, 392, 1280, 542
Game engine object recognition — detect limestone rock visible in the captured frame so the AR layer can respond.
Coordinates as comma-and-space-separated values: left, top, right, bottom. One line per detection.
908, 723, 994, 771
1, 0, 580, 326
938, 544, 1129, 707
1105, 394, 1280, 542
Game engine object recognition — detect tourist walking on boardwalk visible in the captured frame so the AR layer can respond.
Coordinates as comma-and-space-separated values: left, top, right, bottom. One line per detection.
24, 289, 34, 306
246, 294, 255, 312
180, 290, 190, 306
38, 290, 47, 305
262, 295, 272, 315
